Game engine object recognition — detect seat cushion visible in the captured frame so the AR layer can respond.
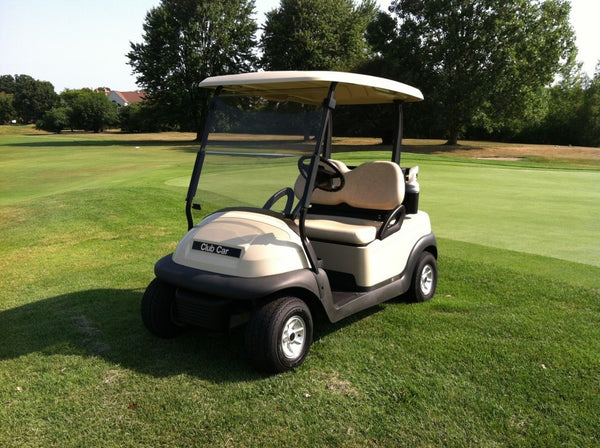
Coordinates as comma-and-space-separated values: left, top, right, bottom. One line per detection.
295, 160, 405, 209
303, 216, 379, 245
294, 160, 406, 245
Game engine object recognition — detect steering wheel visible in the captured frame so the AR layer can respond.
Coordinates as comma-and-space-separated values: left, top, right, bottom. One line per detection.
297, 156, 345, 192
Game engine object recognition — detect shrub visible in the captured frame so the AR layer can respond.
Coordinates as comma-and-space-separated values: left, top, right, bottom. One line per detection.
36, 107, 70, 133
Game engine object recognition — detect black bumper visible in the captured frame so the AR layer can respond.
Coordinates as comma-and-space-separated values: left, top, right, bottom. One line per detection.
173, 288, 234, 330
154, 254, 321, 301
154, 254, 322, 330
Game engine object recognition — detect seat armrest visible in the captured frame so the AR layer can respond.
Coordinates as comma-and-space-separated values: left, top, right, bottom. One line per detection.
377, 205, 406, 240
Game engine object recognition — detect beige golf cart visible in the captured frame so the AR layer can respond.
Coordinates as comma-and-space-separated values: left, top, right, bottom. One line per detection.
142, 71, 438, 372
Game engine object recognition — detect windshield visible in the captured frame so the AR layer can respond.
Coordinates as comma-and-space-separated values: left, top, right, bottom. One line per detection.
189, 95, 321, 224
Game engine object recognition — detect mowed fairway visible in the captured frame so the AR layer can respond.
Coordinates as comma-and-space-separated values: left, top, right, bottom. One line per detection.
1, 127, 599, 447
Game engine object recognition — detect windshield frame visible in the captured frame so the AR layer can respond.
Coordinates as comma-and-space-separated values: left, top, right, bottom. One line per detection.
185, 83, 340, 230
185, 79, 405, 272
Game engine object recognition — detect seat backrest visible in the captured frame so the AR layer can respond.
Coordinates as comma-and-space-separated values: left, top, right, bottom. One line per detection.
295, 160, 405, 210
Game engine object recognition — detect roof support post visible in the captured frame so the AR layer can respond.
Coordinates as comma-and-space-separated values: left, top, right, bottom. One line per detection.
298, 82, 337, 272
321, 113, 333, 159
392, 100, 404, 165
185, 87, 222, 230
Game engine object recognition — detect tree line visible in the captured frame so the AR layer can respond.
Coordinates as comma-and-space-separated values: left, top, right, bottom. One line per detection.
1, 0, 598, 147
0, 75, 119, 133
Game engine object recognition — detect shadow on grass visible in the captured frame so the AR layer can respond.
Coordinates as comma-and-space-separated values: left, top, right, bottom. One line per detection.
0, 289, 257, 382
2, 137, 312, 154
2, 134, 480, 156
0, 288, 391, 381
1, 139, 200, 150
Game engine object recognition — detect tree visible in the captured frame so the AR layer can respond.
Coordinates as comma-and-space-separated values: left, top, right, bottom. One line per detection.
580, 64, 600, 147
127, 0, 257, 140
261, 0, 376, 71
120, 102, 166, 133
34, 89, 119, 133
545, 64, 600, 147
63, 89, 119, 132
36, 107, 70, 133
0, 75, 16, 94
13, 75, 58, 123
370, 0, 576, 145
260, 0, 376, 140
0, 93, 16, 124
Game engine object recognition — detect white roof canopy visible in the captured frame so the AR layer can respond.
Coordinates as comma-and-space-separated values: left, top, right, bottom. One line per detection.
198, 71, 424, 105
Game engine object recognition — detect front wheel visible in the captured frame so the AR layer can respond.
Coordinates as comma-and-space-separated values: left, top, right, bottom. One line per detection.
410, 252, 438, 302
141, 278, 185, 338
245, 296, 313, 373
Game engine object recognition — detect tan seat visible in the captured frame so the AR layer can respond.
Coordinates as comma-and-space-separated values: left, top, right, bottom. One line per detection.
300, 216, 380, 245
295, 160, 405, 245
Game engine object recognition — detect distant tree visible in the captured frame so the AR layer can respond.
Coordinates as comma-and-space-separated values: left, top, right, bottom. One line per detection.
127, 0, 258, 140
368, 0, 576, 145
580, 64, 600, 147
261, 0, 376, 71
538, 65, 600, 147
36, 107, 70, 133
260, 0, 377, 140
59, 89, 83, 109
13, 75, 58, 123
0, 75, 16, 94
120, 102, 166, 133
61, 89, 119, 132
0, 92, 17, 124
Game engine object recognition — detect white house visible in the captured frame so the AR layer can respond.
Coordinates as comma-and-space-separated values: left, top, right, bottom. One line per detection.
108, 91, 146, 107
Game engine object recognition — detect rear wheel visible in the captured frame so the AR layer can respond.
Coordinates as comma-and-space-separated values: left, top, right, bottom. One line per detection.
410, 252, 438, 302
141, 278, 185, 338
246, 296, 313, 373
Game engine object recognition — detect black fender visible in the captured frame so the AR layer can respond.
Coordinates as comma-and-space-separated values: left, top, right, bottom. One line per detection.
154, 254, 322, 301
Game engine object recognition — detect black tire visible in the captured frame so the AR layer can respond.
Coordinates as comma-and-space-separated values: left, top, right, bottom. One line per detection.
410, 251, 438, 302
141, 278, 185, 338
245, 296, 313, 373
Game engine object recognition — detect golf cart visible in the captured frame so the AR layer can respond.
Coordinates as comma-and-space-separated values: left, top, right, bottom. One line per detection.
142, 71, 438, 373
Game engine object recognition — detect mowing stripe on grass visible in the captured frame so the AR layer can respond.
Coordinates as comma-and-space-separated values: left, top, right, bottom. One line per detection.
332, 151, 600, 267
421, 162, 600, 267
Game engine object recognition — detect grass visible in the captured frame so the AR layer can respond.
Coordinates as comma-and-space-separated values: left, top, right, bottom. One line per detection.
333, 150, 600, 267
1, 126, 599, 447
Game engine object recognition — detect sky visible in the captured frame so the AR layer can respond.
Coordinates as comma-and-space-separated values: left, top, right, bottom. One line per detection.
0, 0, 598, 93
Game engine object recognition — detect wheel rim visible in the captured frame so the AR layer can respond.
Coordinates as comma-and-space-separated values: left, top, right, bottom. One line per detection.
281, 315, 306, 360
420, 264, 434, 296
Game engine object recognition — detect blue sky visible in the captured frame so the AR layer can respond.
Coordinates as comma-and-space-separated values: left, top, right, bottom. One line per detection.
0, 0, 597, 93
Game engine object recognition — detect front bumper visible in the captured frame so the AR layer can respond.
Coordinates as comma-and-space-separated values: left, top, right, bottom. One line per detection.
155, 254, 323, 329
154, 254, 321, 301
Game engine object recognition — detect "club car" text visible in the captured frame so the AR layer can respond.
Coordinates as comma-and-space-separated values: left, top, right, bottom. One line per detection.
192, 240, 242, 258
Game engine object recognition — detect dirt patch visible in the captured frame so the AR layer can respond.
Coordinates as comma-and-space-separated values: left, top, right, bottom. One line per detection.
72, 315, 110, 354
476, 157, 523, 161
331, 137, 600, 163
402, 139, 600, 163
322, 371, 359, 396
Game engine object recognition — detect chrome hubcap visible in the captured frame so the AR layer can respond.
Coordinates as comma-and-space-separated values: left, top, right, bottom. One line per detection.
420, 264, 434, 295
281, 315, 306, 359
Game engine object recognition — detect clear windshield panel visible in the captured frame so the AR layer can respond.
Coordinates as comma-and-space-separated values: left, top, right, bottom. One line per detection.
192, 96, 321, 220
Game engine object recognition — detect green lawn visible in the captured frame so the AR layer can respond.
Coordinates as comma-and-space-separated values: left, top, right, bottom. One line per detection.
1, 128, 599, 447
338, 151, 600, 268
